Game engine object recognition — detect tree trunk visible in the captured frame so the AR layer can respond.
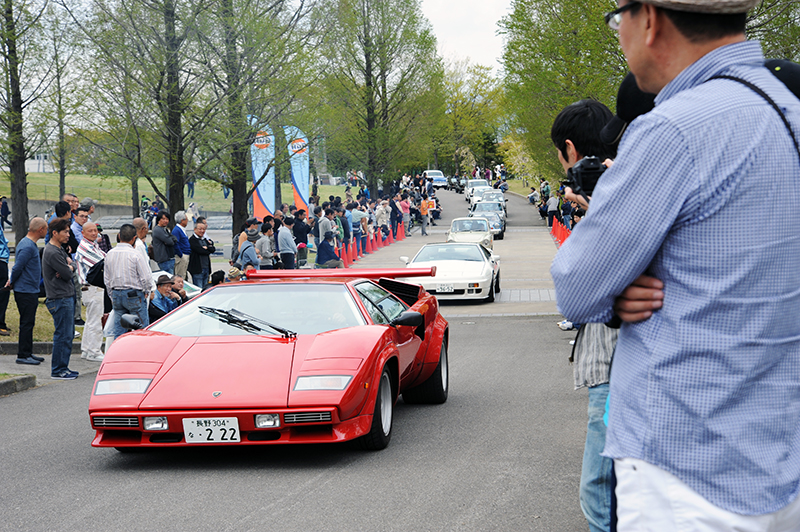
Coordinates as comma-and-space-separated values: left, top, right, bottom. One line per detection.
4, 0, 28, 244
131, 176, 139, 217
164, 0, 184, 216
53, 38, 67, 198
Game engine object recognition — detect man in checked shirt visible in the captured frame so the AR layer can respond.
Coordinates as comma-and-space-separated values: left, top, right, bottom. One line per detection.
552, 0, 800, 529
103, 223, 152, 343
76, 222, 106, 361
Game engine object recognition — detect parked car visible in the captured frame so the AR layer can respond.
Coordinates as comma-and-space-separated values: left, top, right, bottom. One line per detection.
89, 268, 449, 452
446, 217, 493, 250
423, 170, 448, 189
401, 243, 501, 303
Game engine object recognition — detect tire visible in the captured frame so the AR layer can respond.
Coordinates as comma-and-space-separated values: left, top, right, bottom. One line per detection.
402, 340, 448, 405
359, 367, 394, 450
496, 231, 504, 240
494, 273, 501, 293
487, 277, 495, 302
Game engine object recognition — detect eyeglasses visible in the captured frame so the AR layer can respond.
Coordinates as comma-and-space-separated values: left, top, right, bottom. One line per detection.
604, 2, 640, 30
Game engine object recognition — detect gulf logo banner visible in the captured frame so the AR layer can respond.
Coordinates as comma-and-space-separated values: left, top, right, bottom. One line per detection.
249, 116, 275, 218
283, 126, 310, 213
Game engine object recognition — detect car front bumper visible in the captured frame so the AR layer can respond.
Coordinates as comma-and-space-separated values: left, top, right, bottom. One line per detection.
90, 407, 372, 448
420, 279, 492, 300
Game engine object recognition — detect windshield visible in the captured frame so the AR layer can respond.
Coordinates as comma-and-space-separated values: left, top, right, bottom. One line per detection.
149, 283, 365, 337
467, 180, 488, 188
451, 219, 489, 232
413, 245, 484, 263
473, 202, 503, 212
426, 171, 444, 178
483, 193, 503, 201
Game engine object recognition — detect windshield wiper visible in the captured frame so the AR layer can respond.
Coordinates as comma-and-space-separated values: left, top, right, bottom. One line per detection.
199, 307, 296, 338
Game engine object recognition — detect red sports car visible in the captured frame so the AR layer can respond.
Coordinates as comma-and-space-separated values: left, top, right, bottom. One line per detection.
89, 268, 448, 451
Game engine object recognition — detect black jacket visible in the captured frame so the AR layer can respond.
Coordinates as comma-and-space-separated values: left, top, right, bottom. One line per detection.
187, 234, 215, 274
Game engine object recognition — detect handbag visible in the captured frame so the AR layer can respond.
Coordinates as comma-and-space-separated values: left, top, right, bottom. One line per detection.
85, 259, 105, 288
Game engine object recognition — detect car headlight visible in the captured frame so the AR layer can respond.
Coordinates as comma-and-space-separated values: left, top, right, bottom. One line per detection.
94, 379, 151, 395
295, 375, 353, 391
255, 414, 281, 428
144, 416, 169, 431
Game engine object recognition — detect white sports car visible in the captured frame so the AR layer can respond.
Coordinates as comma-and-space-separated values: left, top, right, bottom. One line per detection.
400, 243, 501, 302
446, 217, 493, 250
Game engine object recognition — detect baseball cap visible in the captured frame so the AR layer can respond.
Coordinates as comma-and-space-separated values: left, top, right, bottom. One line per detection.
81, 197, 98, 208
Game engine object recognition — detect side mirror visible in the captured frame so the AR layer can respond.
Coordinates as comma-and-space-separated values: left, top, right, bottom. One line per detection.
120, 313, 144, 330
492, 254, 501, 261
399, 256, 409, 264
390, 311, 424, 328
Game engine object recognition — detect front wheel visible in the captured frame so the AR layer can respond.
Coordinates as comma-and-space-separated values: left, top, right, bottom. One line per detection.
495, 273, 501, 293
359, 367, 394, 450
487, 277, 496, 302
403, 340, 449, 404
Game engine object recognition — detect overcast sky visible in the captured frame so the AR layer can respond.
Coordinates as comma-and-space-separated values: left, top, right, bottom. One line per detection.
420, 0, 512, 72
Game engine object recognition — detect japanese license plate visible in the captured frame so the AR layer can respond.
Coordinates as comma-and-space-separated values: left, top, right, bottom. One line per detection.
182, 417, 240, 443
437, 283, 455, 293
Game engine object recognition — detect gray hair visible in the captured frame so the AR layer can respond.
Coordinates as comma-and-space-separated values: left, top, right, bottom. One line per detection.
175, 210, 187, 223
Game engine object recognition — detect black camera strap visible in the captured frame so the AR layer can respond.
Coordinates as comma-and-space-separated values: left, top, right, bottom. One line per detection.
708, 74, 800, 164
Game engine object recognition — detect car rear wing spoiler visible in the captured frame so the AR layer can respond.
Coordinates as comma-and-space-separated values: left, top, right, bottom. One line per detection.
244, 267, 437, 280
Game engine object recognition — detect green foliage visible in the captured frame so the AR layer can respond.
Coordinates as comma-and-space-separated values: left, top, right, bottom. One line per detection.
320, 0, 442, 190
748, 0, 800, 60
500, 0, 625, 181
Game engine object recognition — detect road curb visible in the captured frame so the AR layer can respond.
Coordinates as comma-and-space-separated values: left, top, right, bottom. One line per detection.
0, 374, 36, 395
0, 342, 81, 355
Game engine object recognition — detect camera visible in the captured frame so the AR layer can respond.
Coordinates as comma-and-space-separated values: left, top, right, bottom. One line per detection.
566, 156, 606, 200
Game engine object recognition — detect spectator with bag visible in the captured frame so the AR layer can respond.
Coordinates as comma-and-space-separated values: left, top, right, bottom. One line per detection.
76, 222, 106, 362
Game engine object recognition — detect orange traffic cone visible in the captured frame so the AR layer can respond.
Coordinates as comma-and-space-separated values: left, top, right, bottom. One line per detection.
350, 241, 357, 262
388, 228, 395, 244
340, 245, 350, 268
366, 234, 373, 254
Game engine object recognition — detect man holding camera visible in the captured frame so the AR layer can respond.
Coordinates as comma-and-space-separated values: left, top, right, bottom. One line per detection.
551, 99, 619, 532
552, 0, 800, 528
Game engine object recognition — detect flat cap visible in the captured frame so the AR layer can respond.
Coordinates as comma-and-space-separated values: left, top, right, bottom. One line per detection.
644, 0, 760, 14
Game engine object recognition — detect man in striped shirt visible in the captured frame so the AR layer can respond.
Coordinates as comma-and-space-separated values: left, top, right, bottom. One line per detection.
76, 222, 106, 361
103, 223, 152, 341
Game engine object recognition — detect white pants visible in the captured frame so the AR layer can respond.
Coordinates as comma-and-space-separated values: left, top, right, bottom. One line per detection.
615, 457, 800, 532
80, 286, 105, 356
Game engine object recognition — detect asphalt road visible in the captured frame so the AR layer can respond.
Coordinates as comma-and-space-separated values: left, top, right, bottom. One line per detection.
1, 188, 590, 532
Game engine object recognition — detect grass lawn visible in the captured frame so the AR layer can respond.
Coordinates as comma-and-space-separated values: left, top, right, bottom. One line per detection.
2, 172, 361, 213
3, 298, 71, 344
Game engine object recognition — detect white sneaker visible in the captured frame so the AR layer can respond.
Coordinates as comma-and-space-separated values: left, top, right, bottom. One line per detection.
557, 320, 574, 331
86, 353, 105, 362
74, 331, 81, 338
81, 352, 89, 359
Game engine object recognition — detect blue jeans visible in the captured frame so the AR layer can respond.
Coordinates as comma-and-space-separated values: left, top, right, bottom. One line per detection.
111, 289, 149, 339
45, 296, 75, 376
353, 231, 362, 255
581, 383, 613, 532
563, 215, 572, 231
191, 268, 210, 289
157, 259, 175, 274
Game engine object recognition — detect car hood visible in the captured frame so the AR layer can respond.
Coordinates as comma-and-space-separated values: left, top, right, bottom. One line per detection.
139, 337, 297, 409
412, 260, 487, 280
